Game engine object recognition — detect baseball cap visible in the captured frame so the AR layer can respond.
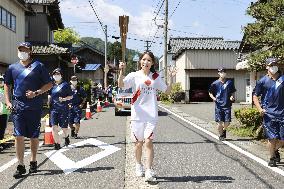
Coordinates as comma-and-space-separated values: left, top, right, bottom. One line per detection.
0, 75, 4, 81
52, 68, 62, 75
71, 75, 78, 80
217, 67, 226, 72
265, 58, 278, 65
17, 42, 32, 50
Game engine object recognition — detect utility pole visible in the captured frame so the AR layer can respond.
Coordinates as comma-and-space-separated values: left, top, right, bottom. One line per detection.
163, 0, 168, 82
104, 25, 108, 89
145, 40, 151, 51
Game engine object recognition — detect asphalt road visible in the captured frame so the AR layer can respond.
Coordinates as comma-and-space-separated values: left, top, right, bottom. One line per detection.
0, 105, 284, 189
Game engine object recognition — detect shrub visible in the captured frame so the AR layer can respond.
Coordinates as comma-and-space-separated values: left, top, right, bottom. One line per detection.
169, 83, 184, 102
233, 107, 263, 139
78, 78, 92, 103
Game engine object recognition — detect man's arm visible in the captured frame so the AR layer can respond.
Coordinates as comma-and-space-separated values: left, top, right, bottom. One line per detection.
253, 95, 265, 115
209, 92, 216, 102
4, 84, 12, 109
26, 82, 53, 99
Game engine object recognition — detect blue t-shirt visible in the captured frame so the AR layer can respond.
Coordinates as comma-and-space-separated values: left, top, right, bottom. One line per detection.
50, 81, 72, 110
4, 61, 51, 110
209, 79, 236, 108
254, 75, 284, 118
70, 86, 86, 106
253, 75, 275, 107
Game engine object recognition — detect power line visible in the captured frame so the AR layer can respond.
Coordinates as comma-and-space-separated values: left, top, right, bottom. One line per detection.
169, 0, 181, 18
88, 0, 106, 34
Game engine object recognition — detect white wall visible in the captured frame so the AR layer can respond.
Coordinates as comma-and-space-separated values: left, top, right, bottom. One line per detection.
0, 0, 25, 73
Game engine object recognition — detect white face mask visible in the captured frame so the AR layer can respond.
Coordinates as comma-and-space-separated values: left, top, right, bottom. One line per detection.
219, 72, 227, 78
53, 75, 62, 82
70, 81, 77, 86
18, 51, 29, 61
268, 66, 278, 75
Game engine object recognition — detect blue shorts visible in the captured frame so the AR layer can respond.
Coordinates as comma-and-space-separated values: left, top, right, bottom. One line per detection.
69, 106, 82, 124
12, 109, 42, 138
215, 107, 231, 122
50, 109, 69, 128
263, 114, 284, 140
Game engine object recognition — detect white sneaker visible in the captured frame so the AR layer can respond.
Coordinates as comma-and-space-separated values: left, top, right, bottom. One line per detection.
135, 164, 144, 177
145, 169, 156, 182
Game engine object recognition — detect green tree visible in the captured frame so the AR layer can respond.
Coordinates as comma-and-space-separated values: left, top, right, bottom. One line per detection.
54, 27, 80, 44
244, 0, 284, 71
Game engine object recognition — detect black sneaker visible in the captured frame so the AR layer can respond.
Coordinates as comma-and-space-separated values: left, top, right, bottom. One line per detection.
13, 165, 26, 179
71, 129, 75, 138
275, 150, 281, 163
268, 157, 277, 167
65, 136, 70, 146
219, 135, 225, 141
54, 143, 61, 150
74, 133, 78, 139
222, 130, 227, 138
29, 161, 37, 173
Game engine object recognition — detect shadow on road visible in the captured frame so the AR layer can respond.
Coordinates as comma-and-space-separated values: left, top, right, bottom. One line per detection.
157, 175, 234, 183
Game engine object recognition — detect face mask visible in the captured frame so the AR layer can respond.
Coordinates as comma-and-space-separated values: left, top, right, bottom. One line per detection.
18, 51, 29, 61
268, 66, 278, 75
70, 81, 77, 86
219, 72, 227, 78
53, 75, 62, 82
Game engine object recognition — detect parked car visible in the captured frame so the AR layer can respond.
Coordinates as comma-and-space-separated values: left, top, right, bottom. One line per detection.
190, 89, 210, 102
114, 88, 132, 116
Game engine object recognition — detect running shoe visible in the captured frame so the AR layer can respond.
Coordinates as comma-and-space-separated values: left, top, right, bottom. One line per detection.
268, 157, 277, 167
275, 150, 281, 163
145, 169, 156, 182
65, 136, 70, 146
13, 165, 26, 179
135, 163, 144, 177
29, 161, 37, 173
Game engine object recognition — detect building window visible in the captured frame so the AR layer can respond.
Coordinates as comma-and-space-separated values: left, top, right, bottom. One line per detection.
7, 12, 11, 28
1, 8, 7, 27
0, 7, 16, 32
11, 15, 16, 32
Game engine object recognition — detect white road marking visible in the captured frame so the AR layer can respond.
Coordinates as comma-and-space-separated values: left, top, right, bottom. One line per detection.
0, 142, 44, 173
45, 138, 121, 174
159, 105, 284, 177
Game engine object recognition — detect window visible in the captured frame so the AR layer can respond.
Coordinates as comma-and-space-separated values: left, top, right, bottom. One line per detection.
7, 12, 11, 29
11, 15, 16, 31
0, 7, 16, 32
1, 8, 7, 27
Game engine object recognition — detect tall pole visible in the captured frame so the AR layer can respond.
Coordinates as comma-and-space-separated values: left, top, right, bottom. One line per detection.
104, 25, 108, 89
163, 0, 168, 82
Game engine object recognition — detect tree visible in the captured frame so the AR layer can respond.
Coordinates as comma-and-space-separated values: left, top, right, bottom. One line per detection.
54, 27, 80, 44
244, 0, 284, 71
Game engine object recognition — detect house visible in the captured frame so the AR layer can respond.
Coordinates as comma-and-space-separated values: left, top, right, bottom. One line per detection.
24, 0, 73, 80
168, 37, 245, 103
72, 43, 105, 85
0, 0, 26, 74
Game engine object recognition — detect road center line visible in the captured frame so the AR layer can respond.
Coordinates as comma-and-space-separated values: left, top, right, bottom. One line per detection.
158, 105, 284, 177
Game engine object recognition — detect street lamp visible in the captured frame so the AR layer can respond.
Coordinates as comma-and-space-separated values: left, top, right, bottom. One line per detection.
104, 64, 110, 89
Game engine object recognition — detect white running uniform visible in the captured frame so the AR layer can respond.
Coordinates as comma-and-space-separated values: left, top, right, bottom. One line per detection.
123, 71, 167, 141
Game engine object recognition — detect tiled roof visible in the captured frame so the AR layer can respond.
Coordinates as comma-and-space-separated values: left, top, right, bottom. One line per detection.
24, 0, 57, 4
83, 64, 101, 71
169, 37, 241, 59
32, 44, 69, 55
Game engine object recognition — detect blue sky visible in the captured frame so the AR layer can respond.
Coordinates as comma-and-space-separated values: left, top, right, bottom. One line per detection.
59, 0, 256, 57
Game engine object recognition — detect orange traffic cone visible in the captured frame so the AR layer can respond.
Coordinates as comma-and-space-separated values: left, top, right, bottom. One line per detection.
104, 98, 110, 107
44, 116, 54, 145
85, 102, 92, 119
97, 99, 102, 112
